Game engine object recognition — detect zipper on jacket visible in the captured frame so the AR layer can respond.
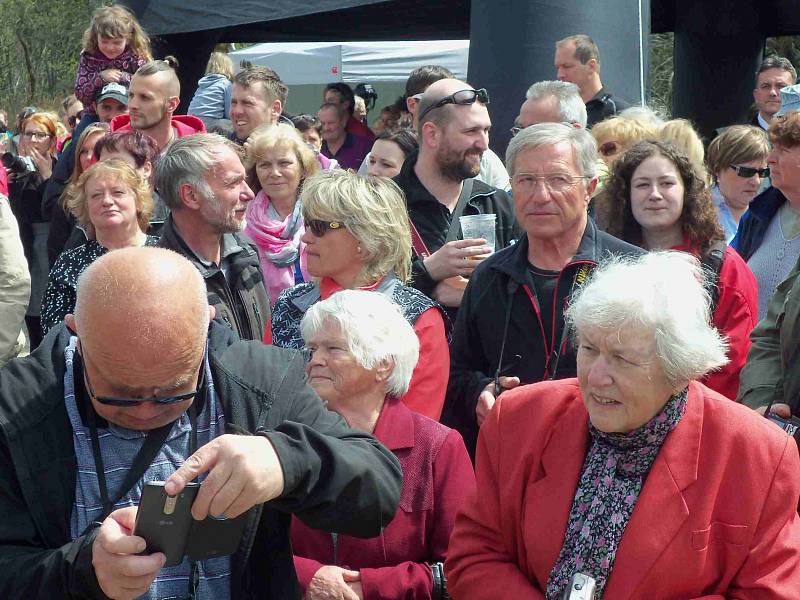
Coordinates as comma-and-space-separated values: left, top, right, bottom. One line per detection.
252, 299, 262, 332
331, 532, 339, 566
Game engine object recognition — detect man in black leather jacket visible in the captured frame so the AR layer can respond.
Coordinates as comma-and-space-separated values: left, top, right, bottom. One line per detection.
0, 247, 402, 599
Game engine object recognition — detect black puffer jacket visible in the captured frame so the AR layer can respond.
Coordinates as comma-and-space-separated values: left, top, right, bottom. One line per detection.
443, 219, 642, 458
0, 322, 402, 598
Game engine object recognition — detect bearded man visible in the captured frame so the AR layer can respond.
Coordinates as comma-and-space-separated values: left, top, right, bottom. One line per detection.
393, 79, 520, 316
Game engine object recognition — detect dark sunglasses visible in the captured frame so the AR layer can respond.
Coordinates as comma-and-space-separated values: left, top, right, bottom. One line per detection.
598, 140, 621, 158
730, 164, 769, 179
305, 219, 345, 237
81, 350, 205, 407
417, 88, 490, 123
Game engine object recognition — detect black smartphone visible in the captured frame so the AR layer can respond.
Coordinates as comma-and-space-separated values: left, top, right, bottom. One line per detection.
185, 511, 248, 562
133, 481, 198, 567
133, 481, 248, 567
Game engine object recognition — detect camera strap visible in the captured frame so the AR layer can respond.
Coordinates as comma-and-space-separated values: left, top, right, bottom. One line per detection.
88, 403, 198, 521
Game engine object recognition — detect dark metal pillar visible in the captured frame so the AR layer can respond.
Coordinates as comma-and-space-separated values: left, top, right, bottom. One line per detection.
467, 0, 650, 158
672, 0, 764, 140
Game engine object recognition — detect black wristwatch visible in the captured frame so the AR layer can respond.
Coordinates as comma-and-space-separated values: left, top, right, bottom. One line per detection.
430, 562, 450, 600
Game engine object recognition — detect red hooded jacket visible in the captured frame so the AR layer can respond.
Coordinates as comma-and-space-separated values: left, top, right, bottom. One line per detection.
109, 114, 206, 140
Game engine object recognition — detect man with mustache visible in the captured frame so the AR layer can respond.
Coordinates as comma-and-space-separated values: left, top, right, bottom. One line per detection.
393, 78, 519, 317
157, 133, 271, 341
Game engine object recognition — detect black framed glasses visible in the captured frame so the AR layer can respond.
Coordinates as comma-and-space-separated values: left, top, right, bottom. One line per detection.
305, 219, 345, 237
417, 88, 490, 123
730, 164, 769, 179
81, 350, 205, 407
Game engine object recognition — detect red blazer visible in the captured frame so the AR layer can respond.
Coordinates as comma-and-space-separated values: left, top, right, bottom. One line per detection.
292, 397, 475, 599
446, 379, 800, 599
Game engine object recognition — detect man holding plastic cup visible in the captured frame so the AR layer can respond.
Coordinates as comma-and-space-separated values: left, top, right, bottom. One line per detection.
442, 123, 641, 459
393, 78, 520, 320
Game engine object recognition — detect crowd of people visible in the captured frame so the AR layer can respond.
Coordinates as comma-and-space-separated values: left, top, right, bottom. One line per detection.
0, 5, 799, 600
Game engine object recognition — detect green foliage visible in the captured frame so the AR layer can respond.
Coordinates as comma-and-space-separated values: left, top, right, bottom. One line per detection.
649, 33, 673, 119
0, 0, 107, 116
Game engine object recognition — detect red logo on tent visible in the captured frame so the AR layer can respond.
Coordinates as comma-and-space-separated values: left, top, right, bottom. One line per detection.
332, 66, 339, 74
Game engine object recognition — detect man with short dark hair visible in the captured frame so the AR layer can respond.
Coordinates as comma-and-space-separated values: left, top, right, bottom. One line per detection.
231, 66, 291, 144
751, 56, 797, 130
394, 78, 519, 319
324, 82, 374, 140
318, 102, 371, 170
555, 34, 629, 127
157, 133, 271, 341
0, 246, 402, 598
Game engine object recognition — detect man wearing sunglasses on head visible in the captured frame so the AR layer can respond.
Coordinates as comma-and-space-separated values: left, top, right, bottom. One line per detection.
0, 246, 402, 599
158, 133, 272, 341
394, 78, 521, 320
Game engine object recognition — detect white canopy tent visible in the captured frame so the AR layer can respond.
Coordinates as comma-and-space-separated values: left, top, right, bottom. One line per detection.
230, 40, 469, 85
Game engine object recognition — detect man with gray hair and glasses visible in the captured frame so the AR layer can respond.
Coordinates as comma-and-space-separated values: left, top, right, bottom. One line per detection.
512, 80, 587, 137
442, 122, 640, 459
157, 133, 271, 341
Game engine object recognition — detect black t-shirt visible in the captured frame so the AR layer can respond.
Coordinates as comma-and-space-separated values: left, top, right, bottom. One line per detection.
529, 264, 560, 349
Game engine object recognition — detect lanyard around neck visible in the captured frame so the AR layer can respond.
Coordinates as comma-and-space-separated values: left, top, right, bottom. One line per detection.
87, 401, 198, 521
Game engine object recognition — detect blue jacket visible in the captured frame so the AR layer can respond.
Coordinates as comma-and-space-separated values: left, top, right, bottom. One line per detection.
731, 186, 787, 261
188, 73, 232, 119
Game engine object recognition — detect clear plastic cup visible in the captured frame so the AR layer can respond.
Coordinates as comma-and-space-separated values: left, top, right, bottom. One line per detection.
460, 214, 496, 253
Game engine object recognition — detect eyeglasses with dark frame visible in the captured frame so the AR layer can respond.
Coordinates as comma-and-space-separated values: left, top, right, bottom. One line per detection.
729, 164, 769, 179
81, 350, 205, 407
305, 219, 345, 237
417, 88, 490, 123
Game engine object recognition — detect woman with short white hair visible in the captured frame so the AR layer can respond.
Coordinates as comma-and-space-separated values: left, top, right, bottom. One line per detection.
447, 251, 800, 600
292, 290, 474, 600
270, 169, 449, 421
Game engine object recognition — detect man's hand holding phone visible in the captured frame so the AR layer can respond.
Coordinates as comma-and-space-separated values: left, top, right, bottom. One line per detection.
165, 434, 285, 519
92, 506, 165, 600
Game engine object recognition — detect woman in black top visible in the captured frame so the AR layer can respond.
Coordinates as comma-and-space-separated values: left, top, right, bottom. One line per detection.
40, 160, 156, 334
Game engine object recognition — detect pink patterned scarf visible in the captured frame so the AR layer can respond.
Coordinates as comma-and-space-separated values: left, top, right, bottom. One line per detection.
244, 190, 309, 306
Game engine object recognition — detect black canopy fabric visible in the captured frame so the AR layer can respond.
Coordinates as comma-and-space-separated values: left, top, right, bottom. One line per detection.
121, 0, 800, 150
121, 0, 469, 40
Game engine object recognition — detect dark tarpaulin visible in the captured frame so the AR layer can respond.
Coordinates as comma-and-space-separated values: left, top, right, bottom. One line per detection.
121, 0, 469, 40
121, 0, 800, 150
468, 0, 650, 155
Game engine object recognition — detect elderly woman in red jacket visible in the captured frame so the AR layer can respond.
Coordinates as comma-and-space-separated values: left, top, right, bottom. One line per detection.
446, 251, 800, 600
292, 289, 474, 600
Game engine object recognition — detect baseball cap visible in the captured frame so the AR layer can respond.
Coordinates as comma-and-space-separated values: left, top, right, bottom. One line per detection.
96, 82, 129, 106
775, 84, 800, 117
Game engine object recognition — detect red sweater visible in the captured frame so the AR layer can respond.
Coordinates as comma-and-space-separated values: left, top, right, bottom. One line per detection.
292, 397, 475, 599
674, 242, 758, 399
